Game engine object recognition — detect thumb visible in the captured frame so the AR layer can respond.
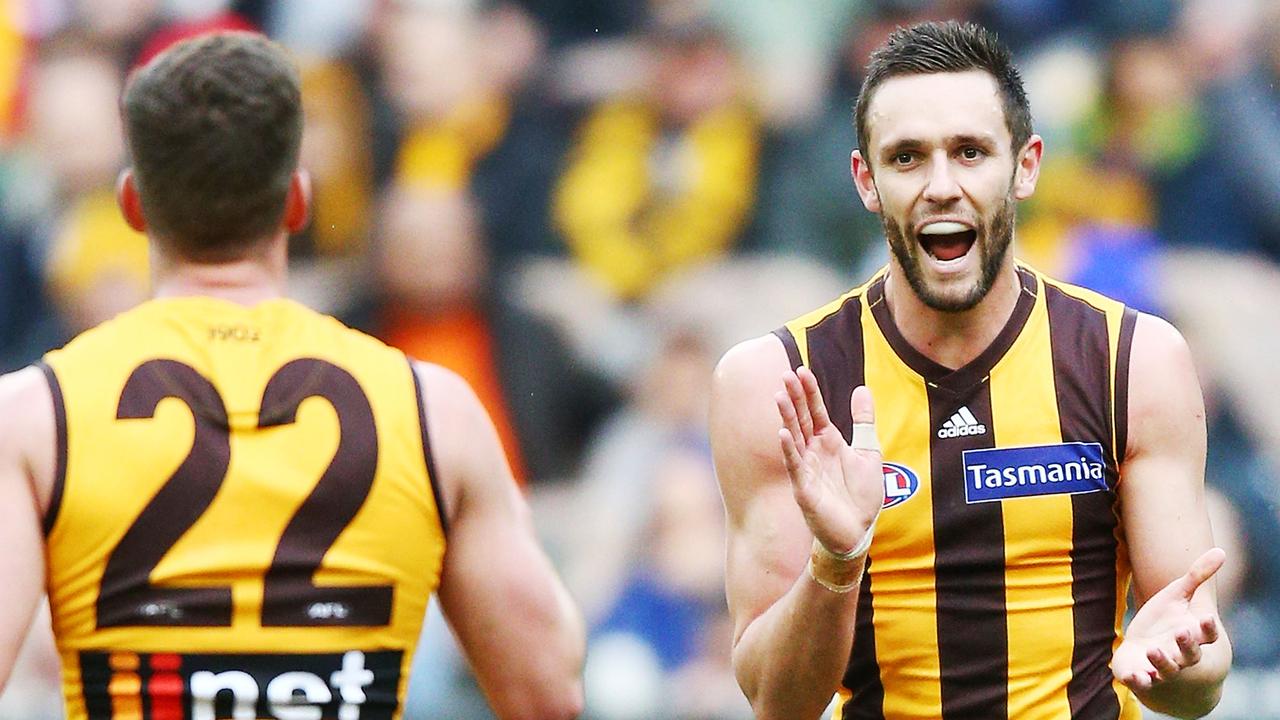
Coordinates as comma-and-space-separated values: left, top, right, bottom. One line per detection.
1172, 548, 1226, 600
849, 386, 880, 454
850, 385, 875, 425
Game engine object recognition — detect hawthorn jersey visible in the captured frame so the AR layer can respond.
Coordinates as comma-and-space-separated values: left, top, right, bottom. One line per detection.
775, 265, 1142, 720
39, 296, 448, 720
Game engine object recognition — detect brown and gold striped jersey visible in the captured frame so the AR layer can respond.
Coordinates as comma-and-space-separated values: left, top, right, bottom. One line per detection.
39, 296, 448, 720
775, 264, 1142, 720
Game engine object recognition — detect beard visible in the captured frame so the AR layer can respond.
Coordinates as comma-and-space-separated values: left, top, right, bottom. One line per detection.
882, 191, 1017, 313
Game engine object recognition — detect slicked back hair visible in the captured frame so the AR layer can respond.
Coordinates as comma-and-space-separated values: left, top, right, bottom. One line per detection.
121, 31, 302, 262
855, 21, 1032, 164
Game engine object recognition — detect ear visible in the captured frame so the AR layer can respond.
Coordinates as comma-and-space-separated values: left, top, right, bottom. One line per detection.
851, 149, 880, 213
116, 169, 147, 233
284, 169, 311, 233
1011, 134, 1044, 201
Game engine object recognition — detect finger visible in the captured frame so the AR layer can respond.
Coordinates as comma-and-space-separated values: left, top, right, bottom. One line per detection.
796, 366, 832, 432
1119, 669, 1154, 692
1199, 615, 1219, 644
850, 385, 876, 425
1176, 630, 1202, 666
784, 372, 814, 442
1148, 647, 1178, 678
1172, 548, 1226, 600
775, 388, 804, 448
778, 428, 805, 486
849, 386, 880, 455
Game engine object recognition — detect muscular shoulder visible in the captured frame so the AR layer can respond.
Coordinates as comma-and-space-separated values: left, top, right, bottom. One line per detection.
712, 334, 792, 401
0, 365, 56, 513
710, 335, 793, 513
411, 361, 477, 413
1125, 313, 1204, 462
410, 360, 512, 521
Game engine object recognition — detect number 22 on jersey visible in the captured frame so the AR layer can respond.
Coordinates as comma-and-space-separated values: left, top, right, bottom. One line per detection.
98, 357, 392, 630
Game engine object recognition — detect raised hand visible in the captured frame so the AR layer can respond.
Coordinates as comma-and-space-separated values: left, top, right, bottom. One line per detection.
1113, 548, 1226, 692
775, 366, 883, 557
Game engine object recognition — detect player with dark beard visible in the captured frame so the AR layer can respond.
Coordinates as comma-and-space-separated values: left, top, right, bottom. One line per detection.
711, 21, 1230, 720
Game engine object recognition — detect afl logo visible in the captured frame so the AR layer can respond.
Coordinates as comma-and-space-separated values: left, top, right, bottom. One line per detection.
882, 463, 919, 509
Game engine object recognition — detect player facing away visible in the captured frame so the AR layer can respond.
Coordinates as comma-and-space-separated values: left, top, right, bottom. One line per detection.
710, 21, 1230, 720
0, 32, 584, 720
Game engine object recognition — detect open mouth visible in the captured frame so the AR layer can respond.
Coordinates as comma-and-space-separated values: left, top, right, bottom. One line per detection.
919, 221, 976, 262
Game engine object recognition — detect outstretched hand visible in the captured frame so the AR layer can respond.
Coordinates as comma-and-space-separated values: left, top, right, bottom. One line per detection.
775, 366, 883, 556
1113, 548, 1226, 692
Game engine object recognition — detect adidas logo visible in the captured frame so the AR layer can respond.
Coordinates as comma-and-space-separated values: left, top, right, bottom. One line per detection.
938, 406, 987, 438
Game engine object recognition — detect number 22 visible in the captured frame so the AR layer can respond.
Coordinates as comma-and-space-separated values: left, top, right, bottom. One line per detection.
96, 358, 393, 629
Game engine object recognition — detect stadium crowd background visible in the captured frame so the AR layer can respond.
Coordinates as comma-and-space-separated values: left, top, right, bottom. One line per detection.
0, 0, 1277, 717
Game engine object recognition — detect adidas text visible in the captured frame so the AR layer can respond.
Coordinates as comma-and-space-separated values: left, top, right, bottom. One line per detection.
938, 406, 987, 438
938, 423, 988, 438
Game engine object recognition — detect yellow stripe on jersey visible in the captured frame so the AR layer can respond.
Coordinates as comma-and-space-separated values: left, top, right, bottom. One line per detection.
989, 290, 1075, 719
861, 303, 943, 719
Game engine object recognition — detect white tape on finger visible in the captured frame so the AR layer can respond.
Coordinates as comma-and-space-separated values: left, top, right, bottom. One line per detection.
851, 422, 880, 452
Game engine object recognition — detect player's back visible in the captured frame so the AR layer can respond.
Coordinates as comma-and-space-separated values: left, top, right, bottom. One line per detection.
39, 296, 447, 720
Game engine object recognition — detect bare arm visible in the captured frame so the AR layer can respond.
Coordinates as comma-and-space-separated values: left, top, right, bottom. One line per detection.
1114, 314, 1231, 718
710, 336, 882, 720
414, 362, 585, 720
0, 366, 55, 691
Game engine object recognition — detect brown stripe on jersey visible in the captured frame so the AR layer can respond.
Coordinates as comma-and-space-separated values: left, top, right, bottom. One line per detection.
1044, 285, 1122, 719
78, 651, 113, 720
841, 555, 885, 719
1113, 308, 1138, 463
409, 360, 450, 537
801, 295, 885, 717
772, 327, 803, 370
803, 296, 864, 444
36, 361, 67, 536
929, 384, 1008, 719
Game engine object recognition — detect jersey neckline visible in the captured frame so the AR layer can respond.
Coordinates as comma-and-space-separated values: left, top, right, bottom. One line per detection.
866, 265, 1039, 395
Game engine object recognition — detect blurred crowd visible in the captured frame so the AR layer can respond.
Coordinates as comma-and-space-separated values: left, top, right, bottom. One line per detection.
0, 0, 1278, 718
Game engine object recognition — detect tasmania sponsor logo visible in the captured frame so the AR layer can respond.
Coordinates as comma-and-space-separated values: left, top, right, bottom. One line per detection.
963, 442, 1107, 504
79, 649, 402, 719
882, 462, 919, 509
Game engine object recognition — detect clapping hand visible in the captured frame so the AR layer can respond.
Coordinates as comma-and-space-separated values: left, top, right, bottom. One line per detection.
1112, 548, 1226, 692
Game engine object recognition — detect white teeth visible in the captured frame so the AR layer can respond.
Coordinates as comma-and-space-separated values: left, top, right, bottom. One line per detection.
920, 221, 969, 235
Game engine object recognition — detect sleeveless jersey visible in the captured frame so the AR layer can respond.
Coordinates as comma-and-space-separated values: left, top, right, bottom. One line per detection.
39, 296, 448, 720
775, 265, 1142, 720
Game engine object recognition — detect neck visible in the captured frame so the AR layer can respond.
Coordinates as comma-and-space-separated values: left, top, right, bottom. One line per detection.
149, 235, 288, 306
882, 258, 1022, 370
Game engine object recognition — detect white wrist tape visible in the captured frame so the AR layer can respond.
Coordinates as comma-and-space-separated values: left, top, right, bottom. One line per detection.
829, 517, 877, 560
807, 519, 877, 593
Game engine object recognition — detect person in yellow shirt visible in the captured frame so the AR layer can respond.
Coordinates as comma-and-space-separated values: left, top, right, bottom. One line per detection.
711, 21, 1230, 720
0, 31, 583, 720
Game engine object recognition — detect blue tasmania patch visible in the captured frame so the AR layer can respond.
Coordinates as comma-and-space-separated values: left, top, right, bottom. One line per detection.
963, 442, 1107, 504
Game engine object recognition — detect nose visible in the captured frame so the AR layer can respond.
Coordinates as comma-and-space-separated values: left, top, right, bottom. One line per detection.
922, 150, 961, 204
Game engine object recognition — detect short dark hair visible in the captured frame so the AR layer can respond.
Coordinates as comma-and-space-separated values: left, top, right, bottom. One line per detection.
854, 21, 1032, 161
121, 32, 302, 261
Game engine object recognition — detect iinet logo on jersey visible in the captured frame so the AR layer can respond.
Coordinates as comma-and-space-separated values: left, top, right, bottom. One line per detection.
80, 649, 402, 720
937, 406, 987, 439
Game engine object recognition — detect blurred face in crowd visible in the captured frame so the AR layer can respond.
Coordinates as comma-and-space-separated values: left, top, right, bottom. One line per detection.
377, 4, 478, 119
652, 33, 738, 126
30, 51, 125, 193
377, 186, 485, 314
648, 446, 725, 599
852, 70, 1040, 312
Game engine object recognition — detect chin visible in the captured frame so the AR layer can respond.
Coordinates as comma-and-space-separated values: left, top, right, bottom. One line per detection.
917, 280, 988, 313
